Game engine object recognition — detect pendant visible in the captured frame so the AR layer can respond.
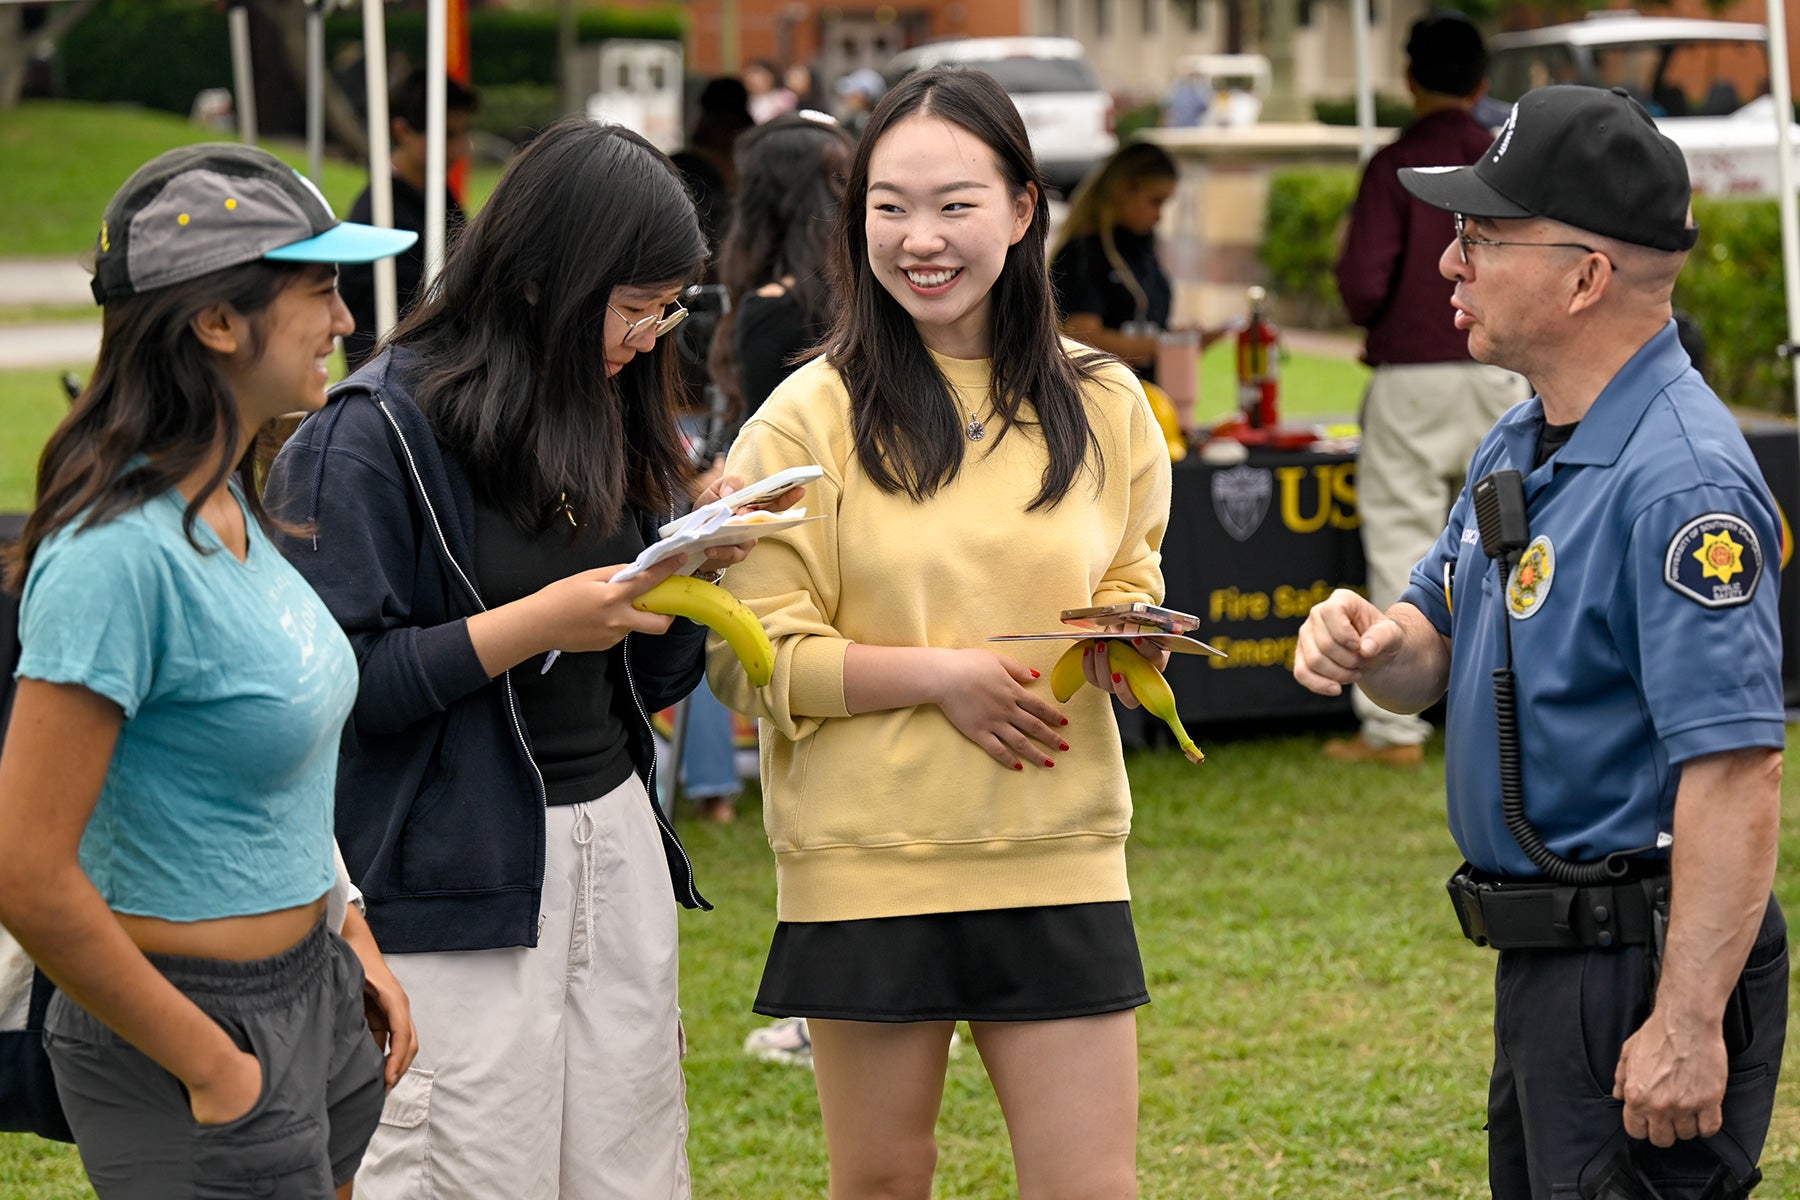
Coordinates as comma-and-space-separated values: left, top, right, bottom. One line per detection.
966, 417, 986, 442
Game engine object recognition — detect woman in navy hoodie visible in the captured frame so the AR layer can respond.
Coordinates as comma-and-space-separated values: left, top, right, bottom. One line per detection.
265, 118, 753, 1200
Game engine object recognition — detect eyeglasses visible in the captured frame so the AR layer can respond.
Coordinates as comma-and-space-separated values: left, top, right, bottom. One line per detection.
1454, 213, 1615, 271
607, 297, 689, 341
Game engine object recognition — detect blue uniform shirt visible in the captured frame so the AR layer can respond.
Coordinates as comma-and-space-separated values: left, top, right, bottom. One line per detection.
1401, 322, 1785, 877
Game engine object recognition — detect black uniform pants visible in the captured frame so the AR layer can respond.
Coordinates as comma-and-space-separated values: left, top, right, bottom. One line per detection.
1487, 895, 1787, 1200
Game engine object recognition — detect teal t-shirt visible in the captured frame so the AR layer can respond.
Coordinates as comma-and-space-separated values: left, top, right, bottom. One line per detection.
15, 484, 354, 921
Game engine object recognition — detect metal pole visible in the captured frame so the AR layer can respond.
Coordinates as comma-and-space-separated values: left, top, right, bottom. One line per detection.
228, 3, 257, 144
305, 2, 325, 183
1351, 0, 1375, 163
1763, 0, 1800, 417
363, 0, 398, 339
720, 0, 740, 74
425, 0, 447, 292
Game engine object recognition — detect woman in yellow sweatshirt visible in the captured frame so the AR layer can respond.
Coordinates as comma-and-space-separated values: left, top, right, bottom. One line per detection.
710, 66, 1173, 1199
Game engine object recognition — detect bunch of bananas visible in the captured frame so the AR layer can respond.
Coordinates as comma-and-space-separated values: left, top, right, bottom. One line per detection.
1050, 640, 1204, 765
633, 575, 774, 686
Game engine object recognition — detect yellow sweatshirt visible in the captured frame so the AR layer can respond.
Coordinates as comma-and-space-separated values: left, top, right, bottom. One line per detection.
709, 344, 1172, 922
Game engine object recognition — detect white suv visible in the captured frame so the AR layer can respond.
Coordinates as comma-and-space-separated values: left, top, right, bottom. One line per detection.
1487, 15, 1799, 197
881, 36, 1117, 194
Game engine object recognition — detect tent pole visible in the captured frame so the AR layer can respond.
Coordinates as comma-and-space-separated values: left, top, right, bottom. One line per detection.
1351, 0, 1374, 163
1763, 0, 1800, 418
363, 0, 398, 339
305, 1, 325, 183
425, 0, 448, 292
228, 2, 257, 144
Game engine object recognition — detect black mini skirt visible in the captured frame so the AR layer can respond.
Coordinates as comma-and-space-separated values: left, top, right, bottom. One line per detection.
753, 901, 1149, 1023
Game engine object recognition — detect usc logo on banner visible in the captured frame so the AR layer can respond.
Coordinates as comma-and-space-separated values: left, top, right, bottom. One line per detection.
1276, 464, 1359, 533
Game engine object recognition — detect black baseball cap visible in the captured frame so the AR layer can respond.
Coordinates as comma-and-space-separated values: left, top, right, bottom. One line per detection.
87, 143, 417, 305
1399, 85, 1698, 253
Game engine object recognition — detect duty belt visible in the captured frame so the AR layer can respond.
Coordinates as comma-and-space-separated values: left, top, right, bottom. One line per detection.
1447, 863, 1670, 951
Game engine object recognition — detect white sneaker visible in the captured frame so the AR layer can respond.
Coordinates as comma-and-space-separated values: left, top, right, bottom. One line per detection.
741, 1017, 963, 1068
743, 1017, 813, 1067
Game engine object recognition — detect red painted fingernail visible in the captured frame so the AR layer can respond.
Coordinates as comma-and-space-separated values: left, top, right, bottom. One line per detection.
1133, 636, 1143, 645
1058, 741, 1070, 751
1044, 759, 1055, 768
1012, 762, 1024, 771
1083, 645, 1092, 656
1030, 669, 1040, 678
1111, 673, 1123, 683
1060, 717, 1069, 726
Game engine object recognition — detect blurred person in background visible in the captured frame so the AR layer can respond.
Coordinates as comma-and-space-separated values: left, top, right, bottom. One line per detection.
1162, 62, 1213, 128
1328, 10, 1528, 767
1050, 142, 1225, 389
710, 113, 856, 423
785, 62, 822, 114
671, 76, 755, 261
745, 59, 797, 124
339, 69, 480, 370
835, 67, 886, 138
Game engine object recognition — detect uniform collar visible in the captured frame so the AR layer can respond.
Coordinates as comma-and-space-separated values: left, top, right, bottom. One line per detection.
1548, 320, 1691, 468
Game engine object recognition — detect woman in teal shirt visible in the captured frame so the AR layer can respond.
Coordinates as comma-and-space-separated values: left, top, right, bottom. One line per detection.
0, 145, 416, 1199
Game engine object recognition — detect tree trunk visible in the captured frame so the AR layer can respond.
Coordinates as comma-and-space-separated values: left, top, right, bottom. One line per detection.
0, 0, 102, 110
246, 0, 367, 159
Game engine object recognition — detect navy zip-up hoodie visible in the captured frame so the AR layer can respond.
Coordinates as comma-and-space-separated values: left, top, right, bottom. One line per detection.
264, 348, 710, 954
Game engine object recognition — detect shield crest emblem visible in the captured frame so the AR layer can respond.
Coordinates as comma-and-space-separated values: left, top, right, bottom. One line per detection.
1212, 465, 1272, 543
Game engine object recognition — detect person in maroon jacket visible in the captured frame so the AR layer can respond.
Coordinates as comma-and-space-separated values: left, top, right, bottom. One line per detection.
1328, 10, 1530, 766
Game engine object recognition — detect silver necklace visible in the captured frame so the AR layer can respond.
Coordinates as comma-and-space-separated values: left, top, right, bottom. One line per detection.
965, 410, 986, 441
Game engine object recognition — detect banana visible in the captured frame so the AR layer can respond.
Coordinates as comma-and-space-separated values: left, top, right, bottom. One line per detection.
1050, 641, 1088, 703
1106, 641, 1204, 765
633, 575, 775, 687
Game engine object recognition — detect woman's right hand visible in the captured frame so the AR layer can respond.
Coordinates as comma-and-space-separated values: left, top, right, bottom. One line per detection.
933, 649, 1069, 771
529, 556, 686, 655
470, 554, 690, 676
188, 1046, 262, 1125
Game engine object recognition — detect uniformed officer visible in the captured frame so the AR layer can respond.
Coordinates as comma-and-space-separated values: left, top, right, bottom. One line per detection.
1293, 85, 1787, 1199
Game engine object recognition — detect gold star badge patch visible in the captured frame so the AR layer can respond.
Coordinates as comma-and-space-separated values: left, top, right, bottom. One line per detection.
1694, 530, 1745, 584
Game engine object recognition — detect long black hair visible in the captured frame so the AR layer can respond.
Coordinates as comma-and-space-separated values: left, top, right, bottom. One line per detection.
391, 117, 707, 534
824, 66, 1107, 510
709, 114, 854, 415
6, 260, 306, 592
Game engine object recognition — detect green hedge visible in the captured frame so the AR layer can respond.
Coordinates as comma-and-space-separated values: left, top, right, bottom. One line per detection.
1677, 197, 1794, 414
1260, 170, 1793, 413
1260, 166, 1358, 328
1312, 94, 1413, 128
58, 1, 232, 116
54, 1, 685, 117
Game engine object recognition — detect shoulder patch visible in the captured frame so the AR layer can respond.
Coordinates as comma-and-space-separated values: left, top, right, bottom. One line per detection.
1664, 513, 1763, 608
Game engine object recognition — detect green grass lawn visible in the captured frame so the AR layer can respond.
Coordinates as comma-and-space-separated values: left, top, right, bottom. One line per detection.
6, 734, 1799, 1198
1199, 337, 1368, 427
0, 101, 503, 260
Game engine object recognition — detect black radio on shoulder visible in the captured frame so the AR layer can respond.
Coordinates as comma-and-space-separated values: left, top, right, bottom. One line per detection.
1473, 469, 1529, 563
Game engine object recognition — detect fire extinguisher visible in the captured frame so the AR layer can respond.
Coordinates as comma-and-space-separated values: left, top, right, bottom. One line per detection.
1236, 285, 1280, 430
